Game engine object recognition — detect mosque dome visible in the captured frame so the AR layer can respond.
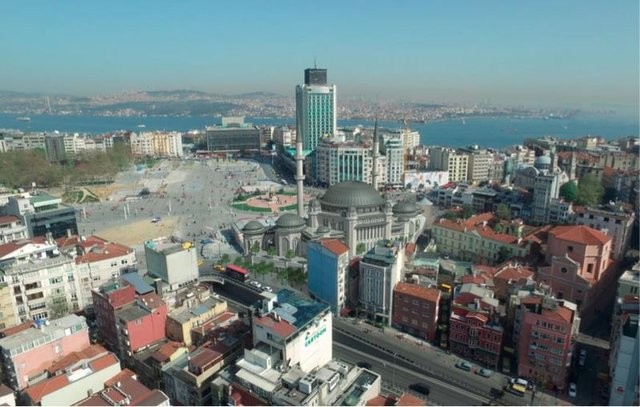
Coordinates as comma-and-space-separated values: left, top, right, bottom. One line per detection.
320, 181, 385, 209
534, 155, 551, 169
275, 213, 306, 229
242, 220, 265, 235
392, 201, 419, 216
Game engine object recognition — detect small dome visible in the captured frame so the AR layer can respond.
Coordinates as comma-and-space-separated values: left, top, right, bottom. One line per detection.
392, 201, 418, 215
320, 181, 385, 209
276, 213, 306, 229
317, 226, 330, 234
534, 155, 551, 169
242, 220, 264, 235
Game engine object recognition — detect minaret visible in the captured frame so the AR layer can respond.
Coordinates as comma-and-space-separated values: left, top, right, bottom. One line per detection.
372, 119, 380, 190
295, 137, 305, 217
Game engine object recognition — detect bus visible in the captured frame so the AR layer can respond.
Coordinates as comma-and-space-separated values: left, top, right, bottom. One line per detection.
226, 264, 249, 282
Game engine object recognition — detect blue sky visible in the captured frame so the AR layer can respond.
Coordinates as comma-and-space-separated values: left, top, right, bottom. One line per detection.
1, 1, 638, 108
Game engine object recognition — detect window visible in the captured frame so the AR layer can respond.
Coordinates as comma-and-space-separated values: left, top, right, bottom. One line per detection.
560, 267, 568, 273
567, 246, 573, 252
587, 264, 593, 274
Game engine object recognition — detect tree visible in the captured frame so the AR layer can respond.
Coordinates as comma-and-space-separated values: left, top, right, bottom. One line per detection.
495, 203, 510, 221
462, 204, 475, 219
250, 241, 261, 254
48, 294, 69, 319
356, 243, 367, 255
576, 174, 604, 206
496, 246, 513, 264
220, 253, 230, 264
559, 181, 578, 202
285, 249, 295, 259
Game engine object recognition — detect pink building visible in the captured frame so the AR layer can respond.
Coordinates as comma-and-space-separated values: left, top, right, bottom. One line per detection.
92, 281, 136, 352
0, 315, 90, 390
116, 292, 167, 361
516, 295, 579, 390
538, 225, 613, 312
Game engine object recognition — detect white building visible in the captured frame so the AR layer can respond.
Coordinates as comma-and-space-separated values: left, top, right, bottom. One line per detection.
144, 238, 198, 291
358, 240, 405, 325
295, 68, 337, 151
233, 289, 332, 400
574, 205, 636, 260
57, 235, 136, 307
0, 216, 28, 244
429, 147, 469, 183
315, 137, 376, 186
0, 236, 85, 324
384, 137, 405, 187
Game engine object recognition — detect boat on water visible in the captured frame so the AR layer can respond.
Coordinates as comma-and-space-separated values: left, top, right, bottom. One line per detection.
137, 124, 146, 128
16, 117, 31, 122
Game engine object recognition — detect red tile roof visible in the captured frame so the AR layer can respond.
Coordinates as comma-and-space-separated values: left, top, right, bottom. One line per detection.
405, 243, 417, 256
394, 282, 440, 303
229, 385, 266, 406
254, 315, 296, 338
150, 340, 184, 363
543, 306, 573, 323
0, 321, 34, 338
494, 264, 535, 283
104, 368, 136, 387
320, 238, 349, 256
397, 393, 426, 406
89, 353, 119, 371
24, 374, 69, 404
0, 215, 19, 225
549, 225, 611, 246
56, 235, 134, 264
47, 344, 108, 374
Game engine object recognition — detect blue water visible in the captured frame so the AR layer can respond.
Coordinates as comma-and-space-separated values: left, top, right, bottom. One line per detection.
0, 112, 637, 149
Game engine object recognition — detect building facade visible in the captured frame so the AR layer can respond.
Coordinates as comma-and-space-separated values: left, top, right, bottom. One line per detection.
358, 240, 405, 325
0, 315, 90, 390
392, 282, 440, 342
295, 68, 337, 151
307, 239, 350, 314
516, 296, 579, 391
574, 205, 635, 260
206, 118, 261, 154
144, 238, 199, 291
0, 216, 28, 244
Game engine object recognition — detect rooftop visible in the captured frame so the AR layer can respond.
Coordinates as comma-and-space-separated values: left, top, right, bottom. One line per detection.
0, 315, 87, 353
549, 225, 611, 246
120, 272, 155, 295
394, 282, 440, 303
274, 288, 330, 330
0, 215, 20, 225
320, 238, 350, 256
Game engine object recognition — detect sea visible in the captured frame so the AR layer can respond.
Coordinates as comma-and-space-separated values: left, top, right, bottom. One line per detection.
0, 111, 637, 149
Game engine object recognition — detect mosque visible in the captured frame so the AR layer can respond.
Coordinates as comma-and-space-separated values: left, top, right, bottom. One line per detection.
233, 126, 425, 258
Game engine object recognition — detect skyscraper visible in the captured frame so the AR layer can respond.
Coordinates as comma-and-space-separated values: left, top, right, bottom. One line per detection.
296, 68, 337, 151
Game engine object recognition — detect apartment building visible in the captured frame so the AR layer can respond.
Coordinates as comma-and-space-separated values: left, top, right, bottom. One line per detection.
57, 235, 136, 306
130, 131, 183, 158
429, 147, 469, 183
166, 296, 228, 347
431, 213, 538, 265
516, 295, 579, 390
0, 315, 90, 390
307, 239, 350, 314
573, 204, 635, 260
0, 216, 28, 244
0, 237, 85, 324
359, 240, 405, 325
392, 282, 440, 342
449, 284, 503, 369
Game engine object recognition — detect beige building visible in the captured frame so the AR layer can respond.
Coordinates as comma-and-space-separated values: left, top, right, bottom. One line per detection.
0, 282, 16, 330
429, 147, 469, 182
166, 297, 228, 346
130, 131, 183, 158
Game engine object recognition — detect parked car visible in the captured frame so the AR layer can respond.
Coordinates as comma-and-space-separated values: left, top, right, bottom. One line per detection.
263, 285, 273, 292
455, 361, 472, 371
568, 383, 577, 398
476, 368, 493, 378
409, 382, 430, 396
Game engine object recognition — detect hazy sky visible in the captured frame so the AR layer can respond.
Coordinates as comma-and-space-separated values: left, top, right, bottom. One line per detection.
1, 1, 638, 108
